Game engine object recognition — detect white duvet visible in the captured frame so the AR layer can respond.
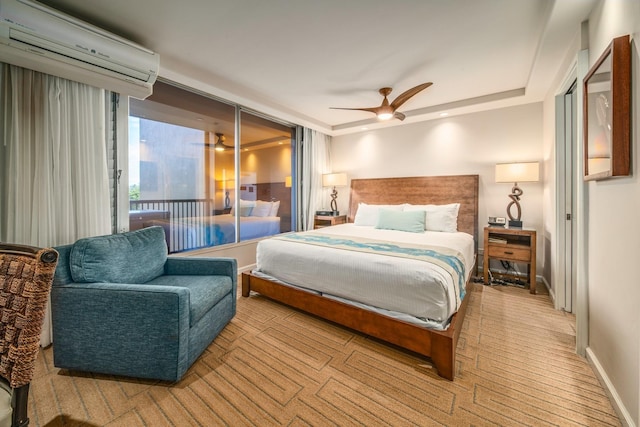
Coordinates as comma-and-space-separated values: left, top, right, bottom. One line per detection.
254, 224, 475, 329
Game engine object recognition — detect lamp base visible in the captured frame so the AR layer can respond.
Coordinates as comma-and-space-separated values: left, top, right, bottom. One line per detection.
330, 211, 340, 216
508, 220, 523, 228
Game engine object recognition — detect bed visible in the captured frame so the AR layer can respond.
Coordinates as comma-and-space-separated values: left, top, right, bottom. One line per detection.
145, 214, 281, 252
242, 175, 479, 380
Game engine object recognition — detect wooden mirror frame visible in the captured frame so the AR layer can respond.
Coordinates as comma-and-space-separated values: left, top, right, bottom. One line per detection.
583, 34, 631, 181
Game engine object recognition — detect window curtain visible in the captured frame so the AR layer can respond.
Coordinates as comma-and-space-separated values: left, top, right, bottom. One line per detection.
0, 63, 111, 346
297, 128, 331, 231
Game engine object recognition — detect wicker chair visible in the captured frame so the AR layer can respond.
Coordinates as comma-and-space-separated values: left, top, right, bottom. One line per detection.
0, 244, 58, 427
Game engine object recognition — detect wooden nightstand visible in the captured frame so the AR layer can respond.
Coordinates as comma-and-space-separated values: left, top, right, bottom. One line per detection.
483, 226, 537, 294
314, 214, 346, 229
212, 208, 231, 215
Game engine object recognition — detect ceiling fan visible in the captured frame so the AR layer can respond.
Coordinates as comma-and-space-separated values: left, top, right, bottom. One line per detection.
330, 82, 433, 121
213, 133, 231, 151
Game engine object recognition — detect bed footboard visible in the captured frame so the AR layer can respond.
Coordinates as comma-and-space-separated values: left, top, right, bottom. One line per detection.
241, 271, 476, 380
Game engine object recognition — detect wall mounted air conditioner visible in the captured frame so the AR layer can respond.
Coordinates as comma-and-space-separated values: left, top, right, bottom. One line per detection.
0, 0, 159, 99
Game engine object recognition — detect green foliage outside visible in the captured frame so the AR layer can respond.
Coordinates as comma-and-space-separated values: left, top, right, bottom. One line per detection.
129, 184, 140, 200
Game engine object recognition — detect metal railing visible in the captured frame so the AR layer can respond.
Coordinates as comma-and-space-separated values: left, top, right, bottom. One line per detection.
129, 199, 220, 253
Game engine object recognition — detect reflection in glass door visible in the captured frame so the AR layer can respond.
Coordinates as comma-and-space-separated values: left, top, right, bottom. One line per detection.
238, 111, 294, 240
128, 81, 294, 253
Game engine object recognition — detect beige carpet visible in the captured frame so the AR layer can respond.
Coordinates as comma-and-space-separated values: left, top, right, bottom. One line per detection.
29, 283, 621, 426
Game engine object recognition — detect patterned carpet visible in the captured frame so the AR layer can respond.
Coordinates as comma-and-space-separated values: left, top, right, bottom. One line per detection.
29, 283, 621, 426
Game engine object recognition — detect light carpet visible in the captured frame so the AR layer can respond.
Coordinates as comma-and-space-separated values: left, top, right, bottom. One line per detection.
28, 283, 621, 426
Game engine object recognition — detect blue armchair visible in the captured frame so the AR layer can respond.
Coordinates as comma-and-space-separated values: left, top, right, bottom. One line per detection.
51, 226, 236, 382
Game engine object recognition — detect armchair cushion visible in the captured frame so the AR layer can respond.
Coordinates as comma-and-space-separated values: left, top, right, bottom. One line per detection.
70, 226, 167, 284
149, 275, 233, 325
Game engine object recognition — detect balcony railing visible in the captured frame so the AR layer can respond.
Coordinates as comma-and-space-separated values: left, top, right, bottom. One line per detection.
129, 199, 220, 253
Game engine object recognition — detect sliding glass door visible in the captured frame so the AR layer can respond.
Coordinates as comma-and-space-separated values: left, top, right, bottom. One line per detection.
239, 111, 293, 238
128, 81, 294, 253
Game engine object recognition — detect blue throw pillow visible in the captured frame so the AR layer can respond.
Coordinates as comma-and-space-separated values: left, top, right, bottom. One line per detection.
70, 226, 168, 284
375, 209, 426, 233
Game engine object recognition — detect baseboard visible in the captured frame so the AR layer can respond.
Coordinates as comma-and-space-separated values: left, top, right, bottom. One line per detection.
238, 263, 256, 275
586, 347, 635, 427
542, 276, 555, 302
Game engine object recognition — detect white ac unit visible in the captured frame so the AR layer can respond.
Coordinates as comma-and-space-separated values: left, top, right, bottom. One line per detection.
0, 0, 159, 99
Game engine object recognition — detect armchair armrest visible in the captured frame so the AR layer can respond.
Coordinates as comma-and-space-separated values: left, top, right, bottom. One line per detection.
164, 257, 237, 283
51, 282, 191, 381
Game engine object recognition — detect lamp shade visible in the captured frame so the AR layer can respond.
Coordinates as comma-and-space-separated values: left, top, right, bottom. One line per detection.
285, 176, 292, 188
495, 162, 539, 183
322, 172, 348, 187
587, 158, 610, 176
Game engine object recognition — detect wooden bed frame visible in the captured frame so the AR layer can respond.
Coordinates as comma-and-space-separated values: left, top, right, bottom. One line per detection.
242, 175, 479, 380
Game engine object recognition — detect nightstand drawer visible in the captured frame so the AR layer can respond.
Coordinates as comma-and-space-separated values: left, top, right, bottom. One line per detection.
487, 245, 531, 262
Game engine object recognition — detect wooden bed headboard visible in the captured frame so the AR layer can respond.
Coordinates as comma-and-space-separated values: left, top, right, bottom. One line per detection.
348, 175, 479, 249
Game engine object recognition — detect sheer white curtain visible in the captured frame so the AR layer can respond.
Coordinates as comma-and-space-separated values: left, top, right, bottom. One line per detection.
297, 128, 331, 231
0, 63, 111, 346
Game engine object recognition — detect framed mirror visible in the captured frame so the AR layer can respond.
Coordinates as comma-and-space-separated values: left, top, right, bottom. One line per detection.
583, 34, 631, 181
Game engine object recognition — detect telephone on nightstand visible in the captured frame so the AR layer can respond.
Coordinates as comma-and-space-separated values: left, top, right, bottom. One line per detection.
488, 216, 506, 227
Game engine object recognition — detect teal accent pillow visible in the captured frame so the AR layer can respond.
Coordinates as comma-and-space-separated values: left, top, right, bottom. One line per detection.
239, 207, 253, 217
375, 209, 426, 233
70, 226, 168, 284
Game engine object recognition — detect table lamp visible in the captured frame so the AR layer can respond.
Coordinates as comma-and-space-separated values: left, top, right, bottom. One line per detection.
495, 162, 539, 228
322, 172, 348, 216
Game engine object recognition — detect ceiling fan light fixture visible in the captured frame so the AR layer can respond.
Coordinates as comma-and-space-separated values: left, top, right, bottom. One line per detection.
214, 133, 227, 151
377, 105, 394, 121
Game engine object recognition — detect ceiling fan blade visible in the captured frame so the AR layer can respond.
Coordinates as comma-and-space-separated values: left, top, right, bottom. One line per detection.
329, 106, 380, 114
394, 111, 406, 121
390, 82, 433, 110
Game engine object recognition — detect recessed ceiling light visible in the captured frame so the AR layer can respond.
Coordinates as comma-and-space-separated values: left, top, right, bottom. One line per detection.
440, 112, 449, 117
361, 127, 368, 131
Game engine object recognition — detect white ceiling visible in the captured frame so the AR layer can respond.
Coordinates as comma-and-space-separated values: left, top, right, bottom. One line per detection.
39, 0, 596, 135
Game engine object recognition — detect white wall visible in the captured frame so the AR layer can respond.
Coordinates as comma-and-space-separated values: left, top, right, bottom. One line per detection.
581, 1, 640, 425
331, 103, 544, 275
177, 239, 259, 273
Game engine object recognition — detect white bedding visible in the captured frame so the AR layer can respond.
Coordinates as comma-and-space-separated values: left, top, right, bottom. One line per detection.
255, 223, 475, 329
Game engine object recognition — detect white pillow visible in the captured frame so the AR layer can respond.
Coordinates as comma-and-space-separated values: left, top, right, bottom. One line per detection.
269, 200, 280, 217
404, 203, 460, 232
251, 200, 273, 217
353, 203, 404, 226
